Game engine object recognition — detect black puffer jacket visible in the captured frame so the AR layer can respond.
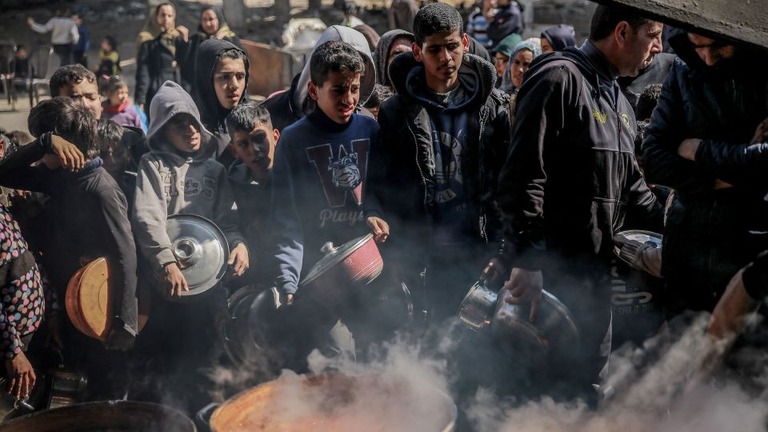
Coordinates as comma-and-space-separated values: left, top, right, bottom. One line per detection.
641, 30, 768, 314
498, 41, 660, 270
368, 52, 510, 255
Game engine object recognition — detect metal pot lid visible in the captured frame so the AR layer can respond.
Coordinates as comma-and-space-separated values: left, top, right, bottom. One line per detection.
166, 214, 229, 297
300, 234, 374, 287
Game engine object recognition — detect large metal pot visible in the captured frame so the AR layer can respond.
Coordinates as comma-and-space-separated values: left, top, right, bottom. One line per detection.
459, 282, 580, 364
0, 400, 196, 432
299, 234, 384, 308
209, 373, 456, 432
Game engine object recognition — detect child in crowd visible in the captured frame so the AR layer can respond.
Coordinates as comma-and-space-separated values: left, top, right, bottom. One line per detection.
362, 83, 392, 120
0, 97, 138, 400
96, 36, 121, 80
225, 102, 279, 286
97, 119, 135, 206
101, 77, 143, 130
131, 80, 247, 414
268, 40, 388, 369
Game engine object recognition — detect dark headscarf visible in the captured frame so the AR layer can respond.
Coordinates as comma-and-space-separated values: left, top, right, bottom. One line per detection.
541, 24, 576, 51
354, 24, 381, 53
197, 6, 236, 39
374, 29, 415, 87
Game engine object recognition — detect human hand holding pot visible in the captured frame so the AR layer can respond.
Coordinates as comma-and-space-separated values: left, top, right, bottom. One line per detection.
5, 352, 36, 400
228, 243, 249, 277
751, 116, 768, 144
163, 262, 189, 299
366, 217, 390, 243
613, 235, 663, 278
708, 268, 760, 342
502, 268, 542, 322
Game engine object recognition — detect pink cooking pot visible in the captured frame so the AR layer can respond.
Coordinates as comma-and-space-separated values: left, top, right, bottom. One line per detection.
299, 234, 384, 308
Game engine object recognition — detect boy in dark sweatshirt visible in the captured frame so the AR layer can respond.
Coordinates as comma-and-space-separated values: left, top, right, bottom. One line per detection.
226, 102, 279, 286
268, 40, 388, 369
0, 97, 137, 399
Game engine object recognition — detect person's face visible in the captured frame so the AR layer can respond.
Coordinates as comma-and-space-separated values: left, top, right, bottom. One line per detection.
230, 125, 279, 180
15, 48, 27, 59
308, 70, 361, 125
213, 57, 247, 110
494, 52, 509, 78
108, 84, 129, 107
387, 37, 413, 68
60, 80, 102, 118
156, 5, 176, 31
540, 37, 554, 54
165, 114, 202, 153
368, 105, 380, 120
688, 33, 736, 66
201, 9, 220, 35
412, 31, 469, 91
510, 49, 533, 88
100, 39, 112, 52
619, 21, 663, 77
71, 15, 81, 26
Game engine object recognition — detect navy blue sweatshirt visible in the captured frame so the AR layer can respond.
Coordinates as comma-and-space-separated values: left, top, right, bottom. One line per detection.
268, 109, 380, 294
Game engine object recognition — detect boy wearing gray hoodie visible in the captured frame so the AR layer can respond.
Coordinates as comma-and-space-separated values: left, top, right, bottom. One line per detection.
131, 80, 248, 413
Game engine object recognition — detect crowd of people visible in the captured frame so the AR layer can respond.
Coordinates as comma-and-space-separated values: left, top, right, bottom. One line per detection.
1, 0, 766, 427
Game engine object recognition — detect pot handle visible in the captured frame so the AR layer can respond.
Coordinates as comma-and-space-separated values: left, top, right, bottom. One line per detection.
195, 402, 220, 432
320, 242, 337, 255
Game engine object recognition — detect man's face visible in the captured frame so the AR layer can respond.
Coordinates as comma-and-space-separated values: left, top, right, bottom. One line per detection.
494, 52, 509, 78
60, 80, 102, 118
201, 9, 219, 35
688, 33, 736, 66
619, 21, 663, 77
156, 5, 175, 31
165, 114, 202, 154
229, 125, 278, 180
412, 31, 469, 91
309, 70, 361, 125
213, 57, 247, 110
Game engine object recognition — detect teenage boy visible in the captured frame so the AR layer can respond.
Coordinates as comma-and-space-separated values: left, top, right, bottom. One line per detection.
367, 3, 511, 322
268, 40, 388, 369
226, 102, 279, 286
192, 39, 249, 167
131, 80, 247, 414
0, 97, 137, 400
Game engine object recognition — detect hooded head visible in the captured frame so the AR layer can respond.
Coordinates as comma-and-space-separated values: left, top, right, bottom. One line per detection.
491, 33, 523, 78
148, 81, 213, 156
540, 24, 577, 53
374, 29, 415, 88
193, 39, 250, 132
502, 38, 542, 92
294, 25, 376, 112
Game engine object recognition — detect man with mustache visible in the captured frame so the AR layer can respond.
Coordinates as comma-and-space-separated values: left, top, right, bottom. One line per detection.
192, 38, 249, 168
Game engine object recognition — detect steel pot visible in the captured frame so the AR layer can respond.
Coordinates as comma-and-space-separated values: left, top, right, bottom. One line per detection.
458, 283, 580, 363
0, 400, 196, 432
163, 214, 230, 299
299, 234, 384, 308
209, 373, 456, 432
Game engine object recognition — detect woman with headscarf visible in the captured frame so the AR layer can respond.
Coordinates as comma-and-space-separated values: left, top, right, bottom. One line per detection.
134, 2, 189, 120
181, 6, 240, 90
373, 29, 414, 91
502, 38, 541, 121
540, 24, 576, 54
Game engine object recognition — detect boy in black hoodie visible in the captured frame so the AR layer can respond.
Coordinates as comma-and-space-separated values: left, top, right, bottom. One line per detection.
0, 97, 137, 400
192, 38, 249, 168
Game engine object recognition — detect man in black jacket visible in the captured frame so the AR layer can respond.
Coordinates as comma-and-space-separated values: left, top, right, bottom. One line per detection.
642, 30, 768, 317
495, 4, 663, 405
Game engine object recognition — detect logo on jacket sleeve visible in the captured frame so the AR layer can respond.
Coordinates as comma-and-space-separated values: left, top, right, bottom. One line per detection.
306, 139, 370, 207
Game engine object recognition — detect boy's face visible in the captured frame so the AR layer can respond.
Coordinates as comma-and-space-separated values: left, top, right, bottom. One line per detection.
108, 84, 129, 107
213, 57, 247, 110
308, 70, 361, 125
59, 80, 102, 119
413, 31, 469, 92
230, 125, 279, 180
165, 114, 202, 154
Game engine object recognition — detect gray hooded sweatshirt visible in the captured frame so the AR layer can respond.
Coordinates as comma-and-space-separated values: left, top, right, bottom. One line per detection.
133, 81, 245, 270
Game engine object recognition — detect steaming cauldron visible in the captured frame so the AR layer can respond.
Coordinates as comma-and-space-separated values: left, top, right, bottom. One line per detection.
0, 400, 196, 432
208, 373, 456, 432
